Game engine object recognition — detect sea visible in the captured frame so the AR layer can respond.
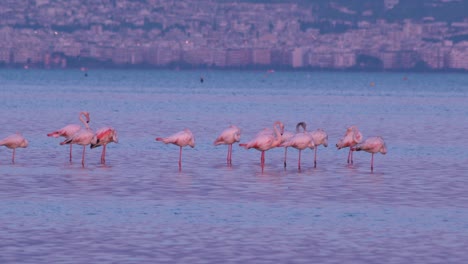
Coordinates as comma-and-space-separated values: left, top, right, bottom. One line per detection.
0, 69, 467, 263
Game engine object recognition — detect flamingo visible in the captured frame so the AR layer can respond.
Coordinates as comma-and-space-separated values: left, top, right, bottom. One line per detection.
239, 121, 284, 171
214, 125, 241, 165
90, 127, 118, 164
280, 126, 295, 168
60, 119, 94, 167
352, 136, 387, 172
156, 128, 195, 170
336, 125, 363, 164
281, 122, 314, 170
0, 133, 29, 163
47, 111, 90, 162
309, 128, 328, 168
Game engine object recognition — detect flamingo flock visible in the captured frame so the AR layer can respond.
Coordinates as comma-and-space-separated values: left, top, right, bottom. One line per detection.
2, 112, 387, 172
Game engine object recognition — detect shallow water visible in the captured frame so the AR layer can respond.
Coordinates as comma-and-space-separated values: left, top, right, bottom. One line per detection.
1, 69, 468, 263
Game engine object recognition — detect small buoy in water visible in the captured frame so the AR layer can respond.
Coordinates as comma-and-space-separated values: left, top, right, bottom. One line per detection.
370, 82, 375, 87
200, 77, 204, 83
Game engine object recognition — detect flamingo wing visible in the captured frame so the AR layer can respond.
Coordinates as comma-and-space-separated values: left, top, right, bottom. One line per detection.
47, 124, 81, 138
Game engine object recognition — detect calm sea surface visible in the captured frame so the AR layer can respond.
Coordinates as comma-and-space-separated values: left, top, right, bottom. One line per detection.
1, 69, 467, 263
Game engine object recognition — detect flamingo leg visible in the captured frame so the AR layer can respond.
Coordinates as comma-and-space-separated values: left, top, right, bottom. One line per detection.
298, 149, 302, 170
371, 153, 374, 172
260, 151, 265, 172
230, 144, 233, 164
347, 149, 351, 164
12, 148, 16, 164
82, 145, 86, 167
284, 147, 288, 168
351, 149, 354, 164
314, 147, 317, 168
227, 144, 232, 164
101, 144, 107, 164
179, 146, 182, 171
69, 144, 73, 162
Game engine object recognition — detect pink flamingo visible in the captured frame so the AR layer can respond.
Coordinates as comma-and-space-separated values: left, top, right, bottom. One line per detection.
352, 136, 387, 172
90, 127, 118, 164
281, 122, 314, 170
309, 128, 328, 168
336, 125, 363, 164
280, 127, 295, 168
156, 128, 195, 170
0, 133, 29, 163
214, 125, 241, 165
239, 121, 284, 172
47, 111, 90, 162
60, 120, 94, 167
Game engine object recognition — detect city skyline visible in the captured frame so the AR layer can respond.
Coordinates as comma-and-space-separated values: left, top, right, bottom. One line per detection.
1, 0, 467, 71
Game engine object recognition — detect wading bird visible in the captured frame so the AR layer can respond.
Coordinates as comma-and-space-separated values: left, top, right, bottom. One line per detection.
352, 136, 387, 172
47, 111, 90, 162
336, 125, 363, 164
214, 125, 241, 165
280, 122, 314, 170
239, 121, 284, 172
0, 133, 28, 163
156, 128, 195, 170
90, 127, 118, 164
60, 119, 94, 167
309, 128, 328, 168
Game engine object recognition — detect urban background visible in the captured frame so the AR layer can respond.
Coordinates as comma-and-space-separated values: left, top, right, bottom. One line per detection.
1, 0, 467, 71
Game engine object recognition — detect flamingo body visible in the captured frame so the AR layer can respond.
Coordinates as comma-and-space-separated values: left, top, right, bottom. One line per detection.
0, 133, 29, 163
214, 125, 241, 165
90, 127, 118, 164
156, 128, 195, 170
47, 124, 81, 138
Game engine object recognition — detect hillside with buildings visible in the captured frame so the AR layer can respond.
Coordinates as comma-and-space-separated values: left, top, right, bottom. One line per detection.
1, 0, 467, 70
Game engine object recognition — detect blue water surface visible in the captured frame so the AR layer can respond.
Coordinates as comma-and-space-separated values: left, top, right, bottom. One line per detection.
0, 69, 467, 263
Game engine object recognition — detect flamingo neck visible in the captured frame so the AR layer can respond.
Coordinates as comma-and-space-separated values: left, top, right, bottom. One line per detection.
272, 122, 283, 147
79, 112, 90, 129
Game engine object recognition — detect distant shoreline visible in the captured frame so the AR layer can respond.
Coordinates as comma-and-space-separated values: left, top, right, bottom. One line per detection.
1, 63, 467, 74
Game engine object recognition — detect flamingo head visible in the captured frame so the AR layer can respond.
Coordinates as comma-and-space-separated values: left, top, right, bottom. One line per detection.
380, 139, 387, 155
90, 135, 99, 147
189, 138, 195, 148
336, 139, 344, 149
20, 138, 29, 148
295, 122, 307, 133
112, 130, 119, 143
322, 136, 328, 147
274, 121, 284, 135
80, 111, 91, 123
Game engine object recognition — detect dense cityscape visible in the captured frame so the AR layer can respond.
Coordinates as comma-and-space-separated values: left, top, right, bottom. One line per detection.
1, 0, 467, 70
